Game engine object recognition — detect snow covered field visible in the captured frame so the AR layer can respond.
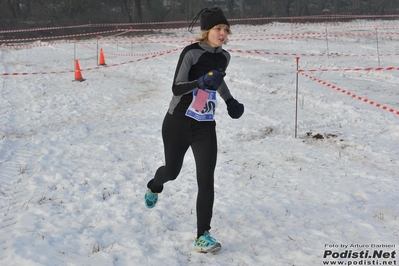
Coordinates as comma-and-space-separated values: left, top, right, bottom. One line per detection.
1, 20, 398, 266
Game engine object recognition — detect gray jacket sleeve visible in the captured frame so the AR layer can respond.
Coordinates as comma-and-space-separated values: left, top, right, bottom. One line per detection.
172, 50, 198, 96
217, 50, 233, 102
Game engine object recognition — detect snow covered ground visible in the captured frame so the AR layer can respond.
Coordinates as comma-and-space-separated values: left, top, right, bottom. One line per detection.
1, 20, 398, 266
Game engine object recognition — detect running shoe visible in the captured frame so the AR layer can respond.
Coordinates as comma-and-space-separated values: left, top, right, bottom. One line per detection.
144, 189, 158, 209
194, 231, 222, 253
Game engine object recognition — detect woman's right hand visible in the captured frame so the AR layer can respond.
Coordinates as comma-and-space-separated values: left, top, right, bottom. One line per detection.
197, 70, 224, 90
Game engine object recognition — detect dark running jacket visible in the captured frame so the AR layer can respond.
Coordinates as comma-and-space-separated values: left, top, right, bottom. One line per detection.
168, 42, 234, 117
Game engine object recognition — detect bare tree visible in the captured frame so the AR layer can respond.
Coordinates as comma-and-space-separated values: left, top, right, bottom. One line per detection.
121, 0, 133, 22
1, 0, 398, 30
133, 0, 143, 22
6, 0, 21, 19
352, 0, 361, 14
238, 0, 244, 17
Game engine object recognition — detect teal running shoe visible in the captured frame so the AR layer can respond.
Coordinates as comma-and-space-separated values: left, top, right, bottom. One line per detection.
144, 189, 158, 209
194, 231, 221, 253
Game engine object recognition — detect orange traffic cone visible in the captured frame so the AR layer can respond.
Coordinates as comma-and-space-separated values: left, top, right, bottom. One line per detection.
99, 48, 106, 66
74, 59, 85, 82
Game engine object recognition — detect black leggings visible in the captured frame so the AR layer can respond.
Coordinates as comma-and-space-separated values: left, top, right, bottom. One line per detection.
147, 112, 217, 237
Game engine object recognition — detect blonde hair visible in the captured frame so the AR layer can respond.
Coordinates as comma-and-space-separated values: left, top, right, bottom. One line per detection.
195, 25, 232, 45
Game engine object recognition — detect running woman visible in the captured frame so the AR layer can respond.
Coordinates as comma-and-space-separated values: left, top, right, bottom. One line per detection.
144, 7, 244, 253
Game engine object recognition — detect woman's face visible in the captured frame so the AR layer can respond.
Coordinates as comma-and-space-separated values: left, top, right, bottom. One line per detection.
207, 24, 230, 48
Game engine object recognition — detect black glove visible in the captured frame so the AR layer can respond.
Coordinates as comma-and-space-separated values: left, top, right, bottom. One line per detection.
197, 70, 223, 90
226, 98, 244, 119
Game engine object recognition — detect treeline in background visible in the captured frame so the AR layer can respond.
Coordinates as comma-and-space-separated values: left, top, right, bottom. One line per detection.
2, 0, 398, 30
1, 0, 398, 43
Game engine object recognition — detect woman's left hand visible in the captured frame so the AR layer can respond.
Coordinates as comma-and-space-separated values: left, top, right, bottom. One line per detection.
226, 98, 244, 119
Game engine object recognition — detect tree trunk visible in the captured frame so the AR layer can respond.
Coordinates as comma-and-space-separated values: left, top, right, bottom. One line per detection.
352, 0, 360, 14
227, 0, 235, 16
6, 0, 20, 19
375, 0, 387, 14
134, 0, 142, 22
122, 0, 133, 22
285, 0, 293, 16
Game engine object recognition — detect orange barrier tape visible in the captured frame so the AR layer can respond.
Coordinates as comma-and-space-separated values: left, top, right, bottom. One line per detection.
1, 47, 182, 76
77, 41, 184, 57
0, 38, 191, 49
0, 40, 76, 49
298, 66, 399, 73
1, 14, 399, 34
2, 30, 120, 43
299, 72, 399, 115
3, 30, 398, 51
230, 49, 399, 58
2, 20, 398, 46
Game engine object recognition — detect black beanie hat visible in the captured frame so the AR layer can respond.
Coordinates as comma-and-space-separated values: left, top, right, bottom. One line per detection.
200, 7, 229, 31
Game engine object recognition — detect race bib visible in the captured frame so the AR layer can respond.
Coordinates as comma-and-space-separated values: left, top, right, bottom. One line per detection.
185, 89, 218, 121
